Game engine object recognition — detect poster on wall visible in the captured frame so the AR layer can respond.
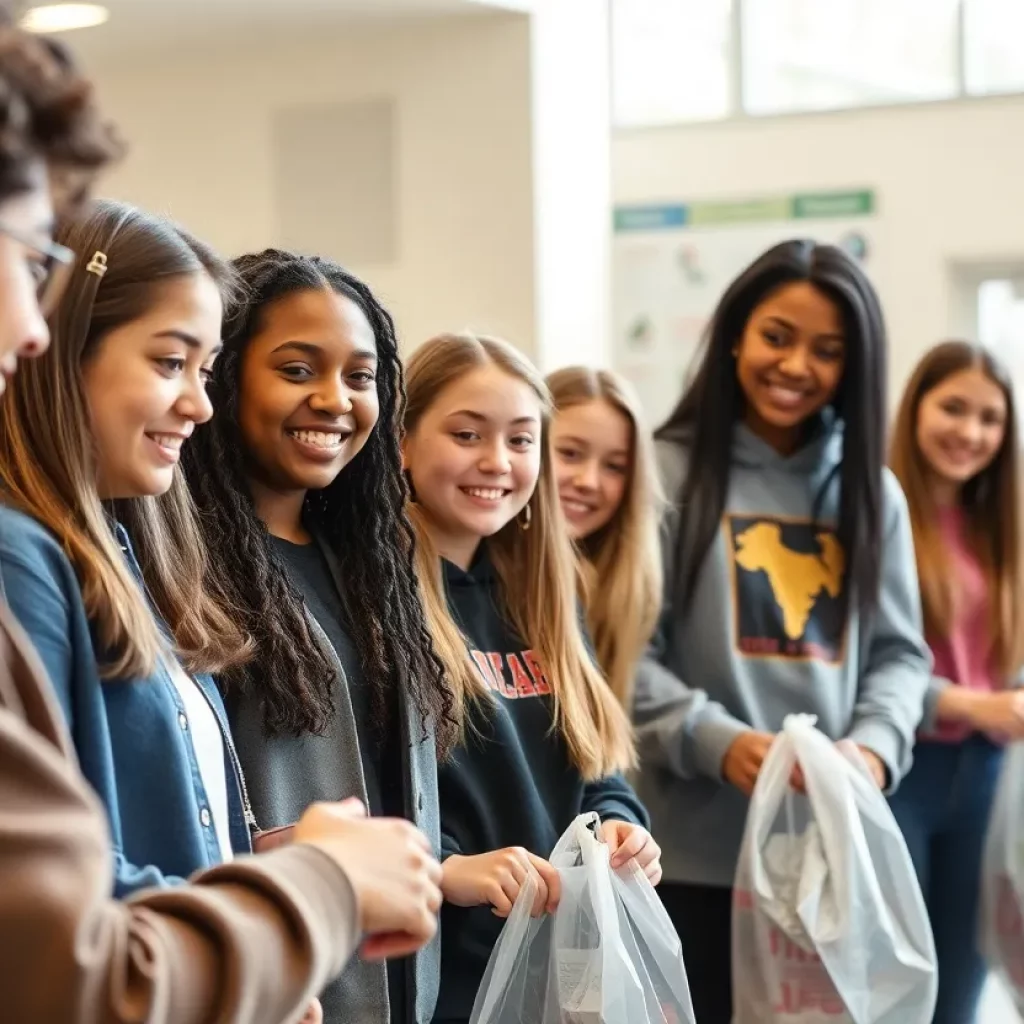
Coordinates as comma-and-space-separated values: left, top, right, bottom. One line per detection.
612, 189, 875, 428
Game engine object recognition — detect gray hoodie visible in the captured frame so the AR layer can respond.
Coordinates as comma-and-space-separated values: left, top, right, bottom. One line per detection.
632, 416, 931, 888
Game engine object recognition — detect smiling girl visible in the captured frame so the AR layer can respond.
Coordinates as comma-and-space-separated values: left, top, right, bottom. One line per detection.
0, 199, 253, 892
182, 250, 454, 1024
631, 240, 930, 1022
402, 333, 657, 1024
0, 22, 448, 1024
888, 341, 1024, 1024
547, 366, 662, 708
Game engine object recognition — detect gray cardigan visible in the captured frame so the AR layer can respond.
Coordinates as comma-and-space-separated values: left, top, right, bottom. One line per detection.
226, 541, 441, 1024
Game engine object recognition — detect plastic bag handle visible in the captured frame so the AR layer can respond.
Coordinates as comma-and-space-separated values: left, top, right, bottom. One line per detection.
473, 872, 540, 1024
577, 813, 648, 997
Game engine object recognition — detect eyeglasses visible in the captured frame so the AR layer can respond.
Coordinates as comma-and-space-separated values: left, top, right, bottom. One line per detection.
0, 221, 76, 317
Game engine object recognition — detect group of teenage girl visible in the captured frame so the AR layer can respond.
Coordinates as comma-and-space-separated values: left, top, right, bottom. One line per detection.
0, 12, 1018, 1024
0, 194, 659, 1024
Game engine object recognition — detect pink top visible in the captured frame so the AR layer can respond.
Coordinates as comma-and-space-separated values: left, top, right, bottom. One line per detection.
924, 505, 998, 743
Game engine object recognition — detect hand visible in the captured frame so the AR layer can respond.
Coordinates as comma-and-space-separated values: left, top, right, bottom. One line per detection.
969, 690, 1024, 739
722, 731, 775, 796
293, 798, 443, 961
599, 820, 662, 885
299, 999, 323, 1024
835, 739, 887, 789
442, 847, 562, 918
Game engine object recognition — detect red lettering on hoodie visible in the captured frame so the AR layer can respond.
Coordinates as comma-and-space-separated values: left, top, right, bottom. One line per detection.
471, 651, 499, 692
507, 653, 538, 698
522, 649, 552, 695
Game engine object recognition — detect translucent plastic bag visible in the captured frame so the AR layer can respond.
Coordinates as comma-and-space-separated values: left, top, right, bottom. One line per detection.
733, 714, 937, 1024
470, 812, 695, 1024
980, 739, 1024, 1011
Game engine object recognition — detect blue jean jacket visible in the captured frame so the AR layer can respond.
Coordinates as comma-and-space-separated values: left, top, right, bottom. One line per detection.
0, 505, 252, 895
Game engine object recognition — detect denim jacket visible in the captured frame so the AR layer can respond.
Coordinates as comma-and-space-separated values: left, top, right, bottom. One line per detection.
0, 505, 252, 896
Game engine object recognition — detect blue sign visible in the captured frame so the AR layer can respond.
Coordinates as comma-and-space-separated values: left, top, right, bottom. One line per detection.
614, 204, 689, 232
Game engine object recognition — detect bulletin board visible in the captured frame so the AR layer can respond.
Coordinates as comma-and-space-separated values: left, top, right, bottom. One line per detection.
612, 189, 876, 428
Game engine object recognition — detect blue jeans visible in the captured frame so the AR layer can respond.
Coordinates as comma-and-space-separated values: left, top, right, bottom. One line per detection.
889, 735, 1004, 1024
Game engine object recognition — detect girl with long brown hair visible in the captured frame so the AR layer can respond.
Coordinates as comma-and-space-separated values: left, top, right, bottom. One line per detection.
888, 340, 1024, 1024
546, 365, 662, 709
0, 13, 443, 1024
0, 198, 256, 892
401, 333, 658, 1024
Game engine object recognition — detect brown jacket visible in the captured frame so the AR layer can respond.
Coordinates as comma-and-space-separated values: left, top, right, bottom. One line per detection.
0, 602, 359, 1023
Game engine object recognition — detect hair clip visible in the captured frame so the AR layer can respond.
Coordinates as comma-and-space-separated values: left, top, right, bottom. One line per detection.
85, 251, 108, 278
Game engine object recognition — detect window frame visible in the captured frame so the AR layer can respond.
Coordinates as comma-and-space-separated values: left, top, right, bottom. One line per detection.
611, 0, 1024, 130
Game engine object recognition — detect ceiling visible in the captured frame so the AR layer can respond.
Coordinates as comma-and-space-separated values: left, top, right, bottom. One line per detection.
50, 0, 532, 60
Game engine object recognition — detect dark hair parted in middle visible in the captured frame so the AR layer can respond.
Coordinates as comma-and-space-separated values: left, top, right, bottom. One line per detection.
658, 239, 888, 624
183, 248, 455, 747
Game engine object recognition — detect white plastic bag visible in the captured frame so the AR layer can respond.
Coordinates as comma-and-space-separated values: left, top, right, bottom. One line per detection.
470, 812, 695, 1024
980, 739, 1024, 1011
733, 714, 937, 1024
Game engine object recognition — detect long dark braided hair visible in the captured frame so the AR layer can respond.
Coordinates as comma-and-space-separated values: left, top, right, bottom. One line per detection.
182, 248, 455, 749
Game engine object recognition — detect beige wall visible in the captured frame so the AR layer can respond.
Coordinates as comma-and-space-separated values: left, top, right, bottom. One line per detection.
613, 95, 1024, 400
87, 15, 537, 355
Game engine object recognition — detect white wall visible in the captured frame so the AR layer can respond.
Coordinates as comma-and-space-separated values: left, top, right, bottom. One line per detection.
613, 96, 1024, 399
86, 15, 537, 355
528, 0, 612, 370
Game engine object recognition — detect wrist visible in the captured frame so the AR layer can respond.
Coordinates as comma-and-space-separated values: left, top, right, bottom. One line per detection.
441, 853, 463, 875
938, 685, 984, 726
440, 854, 467, 898
859, 747, 888, 787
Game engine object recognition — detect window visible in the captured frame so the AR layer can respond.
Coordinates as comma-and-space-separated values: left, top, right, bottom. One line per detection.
611, 0, 1023, 127
953, 268, 1024, 419
742, 0, 959, 116
978, 279, 1024, 374
611, 0, 732, 127
963, 0, 1024, 96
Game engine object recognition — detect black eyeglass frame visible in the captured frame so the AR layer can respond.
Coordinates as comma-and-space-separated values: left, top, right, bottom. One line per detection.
0, 220, 76, 316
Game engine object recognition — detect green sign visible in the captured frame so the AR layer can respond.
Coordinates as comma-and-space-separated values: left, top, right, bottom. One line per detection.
793, 190, 874, 219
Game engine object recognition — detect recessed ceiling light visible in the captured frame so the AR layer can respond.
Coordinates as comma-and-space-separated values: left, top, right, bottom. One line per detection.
20, 4, 109, 34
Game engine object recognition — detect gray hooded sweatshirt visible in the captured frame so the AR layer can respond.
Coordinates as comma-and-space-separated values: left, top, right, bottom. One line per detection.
632, 416, 931, 888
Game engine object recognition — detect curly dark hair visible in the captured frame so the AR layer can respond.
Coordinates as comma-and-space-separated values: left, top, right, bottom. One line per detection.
182, 248, 455, 751
0, 5, 120, 209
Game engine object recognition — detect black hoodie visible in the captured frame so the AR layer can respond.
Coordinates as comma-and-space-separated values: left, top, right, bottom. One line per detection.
433, 546, 648, 1022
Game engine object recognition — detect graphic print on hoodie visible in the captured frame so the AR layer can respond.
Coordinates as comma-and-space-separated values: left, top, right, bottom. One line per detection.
631, 410, 930, 889
468, 646, 552, 700
729, 513, 847, 663
433, 548, 647, 1022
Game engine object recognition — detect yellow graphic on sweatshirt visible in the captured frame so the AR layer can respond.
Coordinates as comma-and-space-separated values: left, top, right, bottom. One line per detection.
728, 515, 847, 664
734, 522, 845, 639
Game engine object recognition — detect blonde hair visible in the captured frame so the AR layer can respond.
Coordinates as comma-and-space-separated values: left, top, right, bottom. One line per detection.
546, 366, 663, 709
890, 340, 1024, 680
0, 200, 250, 680
404, 333, 635, 780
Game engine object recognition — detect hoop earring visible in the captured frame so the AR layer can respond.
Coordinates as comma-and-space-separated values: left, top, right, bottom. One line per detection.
518, 502, 532, 531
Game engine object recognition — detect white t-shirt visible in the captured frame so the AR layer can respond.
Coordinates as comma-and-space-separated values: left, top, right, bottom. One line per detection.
166, 659, 234, 863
